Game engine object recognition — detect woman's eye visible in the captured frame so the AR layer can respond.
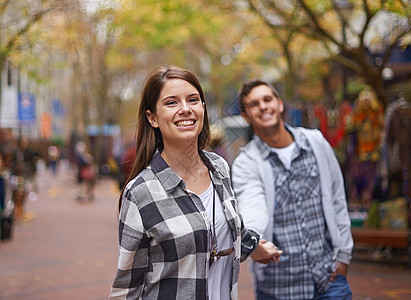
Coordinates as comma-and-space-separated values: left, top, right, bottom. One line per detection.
165, 100, 177, 106
189, 98, 200, 103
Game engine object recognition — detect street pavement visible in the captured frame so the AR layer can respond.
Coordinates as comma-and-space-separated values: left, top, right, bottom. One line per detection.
1, 164, 411, 300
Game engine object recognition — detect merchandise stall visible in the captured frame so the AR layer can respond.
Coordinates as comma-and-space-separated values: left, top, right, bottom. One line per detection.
336, 92, 410, 266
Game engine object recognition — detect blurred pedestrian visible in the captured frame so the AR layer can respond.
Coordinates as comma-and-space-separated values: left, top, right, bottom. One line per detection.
117, 143, 135, 190
11, 138, 28, 220
47, 144, 60, 175
24, 140, 40, 199
74, 141, 96, 201
231, 79, 353, 300
109, 66, 282, 300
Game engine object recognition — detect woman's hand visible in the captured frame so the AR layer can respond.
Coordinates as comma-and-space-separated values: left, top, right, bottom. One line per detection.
250, 239, 283, 264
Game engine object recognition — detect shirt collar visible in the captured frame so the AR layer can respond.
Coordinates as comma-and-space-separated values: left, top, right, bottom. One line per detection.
284, 124, 311, 152
253, 123, 311, 159
150, 150, 220, 193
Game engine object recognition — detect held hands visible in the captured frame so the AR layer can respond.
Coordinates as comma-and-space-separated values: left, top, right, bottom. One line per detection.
250, 239, 283, 264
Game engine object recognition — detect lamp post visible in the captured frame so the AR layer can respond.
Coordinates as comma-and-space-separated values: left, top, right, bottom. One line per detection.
336, 0, 354, 101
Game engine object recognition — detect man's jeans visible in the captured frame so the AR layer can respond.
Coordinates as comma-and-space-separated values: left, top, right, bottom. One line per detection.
256, 275, 352, 300
314, 275, 352, 300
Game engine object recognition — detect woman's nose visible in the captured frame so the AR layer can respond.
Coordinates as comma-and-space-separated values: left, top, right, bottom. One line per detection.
178, 101, 191, 114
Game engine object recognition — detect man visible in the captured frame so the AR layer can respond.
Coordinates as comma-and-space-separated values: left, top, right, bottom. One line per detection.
231, 79, 353, 300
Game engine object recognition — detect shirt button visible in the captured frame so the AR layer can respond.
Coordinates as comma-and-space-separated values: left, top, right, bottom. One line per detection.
301, 222, 306, 228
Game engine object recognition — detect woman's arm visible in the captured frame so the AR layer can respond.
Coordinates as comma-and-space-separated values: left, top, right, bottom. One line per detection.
109, 192, 149, 299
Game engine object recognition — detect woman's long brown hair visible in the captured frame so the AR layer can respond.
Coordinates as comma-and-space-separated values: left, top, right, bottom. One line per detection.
118, 65, 210, 211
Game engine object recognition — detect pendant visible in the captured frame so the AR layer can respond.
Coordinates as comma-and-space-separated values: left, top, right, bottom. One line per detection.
210, 250, 218, 267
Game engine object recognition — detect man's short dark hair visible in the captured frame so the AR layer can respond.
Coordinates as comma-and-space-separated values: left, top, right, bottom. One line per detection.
238, 79, 281, 113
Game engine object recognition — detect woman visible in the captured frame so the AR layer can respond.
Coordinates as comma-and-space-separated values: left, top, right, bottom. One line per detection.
110, 66, 281, 300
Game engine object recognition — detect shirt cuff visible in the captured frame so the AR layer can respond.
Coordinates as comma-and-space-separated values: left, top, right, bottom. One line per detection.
240, 229, 260, 262
336, 250, 352, 265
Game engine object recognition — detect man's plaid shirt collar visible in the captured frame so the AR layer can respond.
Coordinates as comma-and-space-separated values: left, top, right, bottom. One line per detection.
253, 123, 311, 158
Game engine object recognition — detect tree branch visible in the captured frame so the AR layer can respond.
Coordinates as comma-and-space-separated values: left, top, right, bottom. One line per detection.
0, 0, 11, 17
362, 0, 372, 19
295, 0, 341, 47
358, 0, 379, 48
3, 8, 53, 55
247, 0, 311, 36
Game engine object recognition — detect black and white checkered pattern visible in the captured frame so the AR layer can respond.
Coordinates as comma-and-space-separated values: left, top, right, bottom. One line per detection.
110, 151, 256, 299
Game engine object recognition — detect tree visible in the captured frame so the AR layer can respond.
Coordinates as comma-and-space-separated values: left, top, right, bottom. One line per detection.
40, 0, 255, 163
106, 0, 258, 118
245, 0, 411, 109
0, 0, 67, 122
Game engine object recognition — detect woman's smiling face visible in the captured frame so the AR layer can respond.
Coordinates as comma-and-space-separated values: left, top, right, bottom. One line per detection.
146, 79, 205, 148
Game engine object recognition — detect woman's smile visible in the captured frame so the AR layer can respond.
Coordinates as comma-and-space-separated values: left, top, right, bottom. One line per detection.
175, 119, 196, 127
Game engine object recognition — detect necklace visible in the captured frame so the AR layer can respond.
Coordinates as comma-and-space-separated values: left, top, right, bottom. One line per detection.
208, 182, 234, 268
209, 184, 218, 267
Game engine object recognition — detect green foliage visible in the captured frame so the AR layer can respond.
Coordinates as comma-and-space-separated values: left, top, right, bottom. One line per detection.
304, 0, 333, 14
383, 0, 410, 15
50, 136, 65, 147
347, 78, 367, 97
0, 0, 60, 82
111, 0, 222, 50
364, 201, 381, 229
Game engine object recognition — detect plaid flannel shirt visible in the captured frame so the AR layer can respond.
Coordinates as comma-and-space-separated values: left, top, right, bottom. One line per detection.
257, 131, 335, 298
109, 151, 257, 300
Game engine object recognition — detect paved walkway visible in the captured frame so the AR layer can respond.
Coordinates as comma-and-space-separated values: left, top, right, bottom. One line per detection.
0, 165, 119, 300
1, 165, 411, 299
